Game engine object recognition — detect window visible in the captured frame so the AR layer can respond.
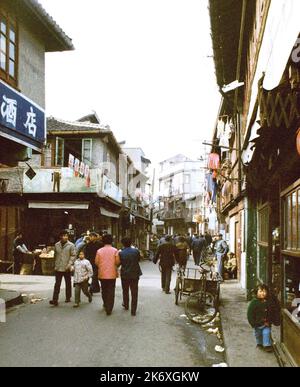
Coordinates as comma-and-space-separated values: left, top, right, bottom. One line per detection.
283, 186, 300, 251
184, 174, 190, 184
55, 138, 94, 167
82, 139, 92, 165
0, 11, 17, 87
55, 137, 64, 167
43, 143, 52, 167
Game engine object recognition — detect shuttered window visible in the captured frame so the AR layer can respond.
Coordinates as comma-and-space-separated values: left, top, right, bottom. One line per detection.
0, 11, 17, 88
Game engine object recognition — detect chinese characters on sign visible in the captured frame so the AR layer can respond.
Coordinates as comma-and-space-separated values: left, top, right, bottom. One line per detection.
0, 80, 45, 151
1, 95, 17, 127
24, 106, 37, 138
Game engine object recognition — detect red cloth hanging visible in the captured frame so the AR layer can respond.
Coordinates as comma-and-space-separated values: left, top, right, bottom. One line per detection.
207, 153, 220, 170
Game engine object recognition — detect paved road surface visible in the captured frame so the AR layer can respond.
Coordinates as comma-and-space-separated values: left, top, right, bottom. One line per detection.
0, 261, 224, 367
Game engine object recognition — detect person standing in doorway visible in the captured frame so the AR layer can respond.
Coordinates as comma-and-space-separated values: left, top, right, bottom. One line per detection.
247, 284, 274, 352
12, 231, 31, 274
119, 237, 143, 316
153, 235, 177, 294
95, 234, 120, 316
214, 233, 229, 279
49, 231, 76, 306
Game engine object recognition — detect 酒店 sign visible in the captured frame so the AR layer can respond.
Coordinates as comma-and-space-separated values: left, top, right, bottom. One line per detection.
0, 80, 46, 152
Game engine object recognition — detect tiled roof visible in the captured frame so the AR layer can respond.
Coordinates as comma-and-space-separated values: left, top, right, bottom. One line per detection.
46, 117, 134, 164
22, 0, 74, 52
47, 117, 109, 133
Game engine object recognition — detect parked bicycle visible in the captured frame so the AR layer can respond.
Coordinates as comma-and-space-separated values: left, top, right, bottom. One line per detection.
184, 262, 221, 325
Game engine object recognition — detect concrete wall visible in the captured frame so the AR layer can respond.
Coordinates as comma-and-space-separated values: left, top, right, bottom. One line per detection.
18, 23, 45, 108
91, 138, 105, 168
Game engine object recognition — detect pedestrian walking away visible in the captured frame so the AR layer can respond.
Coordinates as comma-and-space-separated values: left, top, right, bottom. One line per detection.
153, 235, 177, 294
119, 237, 143, 316
175, 236, 189, 269
214, 234, 228, 279
72, 250, 93, 308
191, 234, 206, 266
49, 231, 77, 306
84, 232, 104, 294
95, 234, 120, 316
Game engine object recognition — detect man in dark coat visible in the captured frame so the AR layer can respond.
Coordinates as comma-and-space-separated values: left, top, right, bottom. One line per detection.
153, 235, 177, 294
84, 232, 104, 294
13, 231, 30, 274
191, 234, 207, 266
119, 237, 143, 316
204, 232, 213, 247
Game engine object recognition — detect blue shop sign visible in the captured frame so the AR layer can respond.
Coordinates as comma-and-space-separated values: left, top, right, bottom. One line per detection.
0, 80, 46, 152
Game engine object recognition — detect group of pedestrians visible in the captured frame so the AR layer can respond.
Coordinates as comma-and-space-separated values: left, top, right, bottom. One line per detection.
49, 230, 142, 316
152, 231, 229, 279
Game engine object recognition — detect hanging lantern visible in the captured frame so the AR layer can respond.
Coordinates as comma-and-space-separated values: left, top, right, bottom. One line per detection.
297, 129, 300, 156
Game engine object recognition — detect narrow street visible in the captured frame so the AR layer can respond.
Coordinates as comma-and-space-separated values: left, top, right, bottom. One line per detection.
0, 261, 225, 367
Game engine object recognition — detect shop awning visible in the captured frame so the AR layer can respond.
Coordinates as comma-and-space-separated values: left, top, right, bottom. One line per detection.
100, 207, 119, 219
28, 201, 90, 209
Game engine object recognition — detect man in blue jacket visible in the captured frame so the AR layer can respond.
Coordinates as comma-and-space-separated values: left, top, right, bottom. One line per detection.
119, 237, 143, 316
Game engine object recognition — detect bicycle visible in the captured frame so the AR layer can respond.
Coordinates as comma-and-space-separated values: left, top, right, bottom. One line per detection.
184, 262, 221, 325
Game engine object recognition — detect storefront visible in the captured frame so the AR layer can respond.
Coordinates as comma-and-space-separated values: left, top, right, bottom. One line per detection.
280, 178, 300, 366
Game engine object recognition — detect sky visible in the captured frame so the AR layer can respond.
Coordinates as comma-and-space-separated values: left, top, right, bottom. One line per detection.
38, 0, 220, 166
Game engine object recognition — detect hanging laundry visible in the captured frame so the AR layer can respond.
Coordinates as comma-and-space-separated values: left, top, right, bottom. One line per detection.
212, 170, 218, 179
205, 191, 211, 206
79, 161, 85, 178
216, 120, 225, 140
86, 171, 91, 188
208, 209, 217, 231
205, 172, 213, 193
207, 153, 220, 170
222, 180, 232, 197
74, 158, 80, 177
211, 179, 218, 203
68, 154, 75, 170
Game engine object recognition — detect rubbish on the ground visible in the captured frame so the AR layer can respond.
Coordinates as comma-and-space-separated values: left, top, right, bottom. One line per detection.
180, 314, 187, 318
207, 328, 219, 334
30, 298, 44, 304
215, 345, 225, 353
21, 294, 45, 304
212, 363, 228, 367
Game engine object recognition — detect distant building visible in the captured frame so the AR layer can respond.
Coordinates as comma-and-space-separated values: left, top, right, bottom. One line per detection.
158, 154, 206, 235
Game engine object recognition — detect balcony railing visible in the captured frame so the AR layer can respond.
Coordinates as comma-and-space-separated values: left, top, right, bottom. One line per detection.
161, 208, 188, 220
23, 167, 102, 194
100, 175, 123, 204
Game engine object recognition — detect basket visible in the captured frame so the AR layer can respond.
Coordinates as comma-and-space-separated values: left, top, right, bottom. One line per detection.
183, 278, 218, 295
41, 257, 55, 276
22, 253, 34, 264
20, 263, 33, 275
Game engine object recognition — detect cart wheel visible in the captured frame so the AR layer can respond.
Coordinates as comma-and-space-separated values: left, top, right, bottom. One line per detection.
185, 291, 217, 325
175, 278, 181, 305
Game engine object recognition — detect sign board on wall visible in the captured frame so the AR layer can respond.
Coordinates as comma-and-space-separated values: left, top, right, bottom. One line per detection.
0, 80, 46, 152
